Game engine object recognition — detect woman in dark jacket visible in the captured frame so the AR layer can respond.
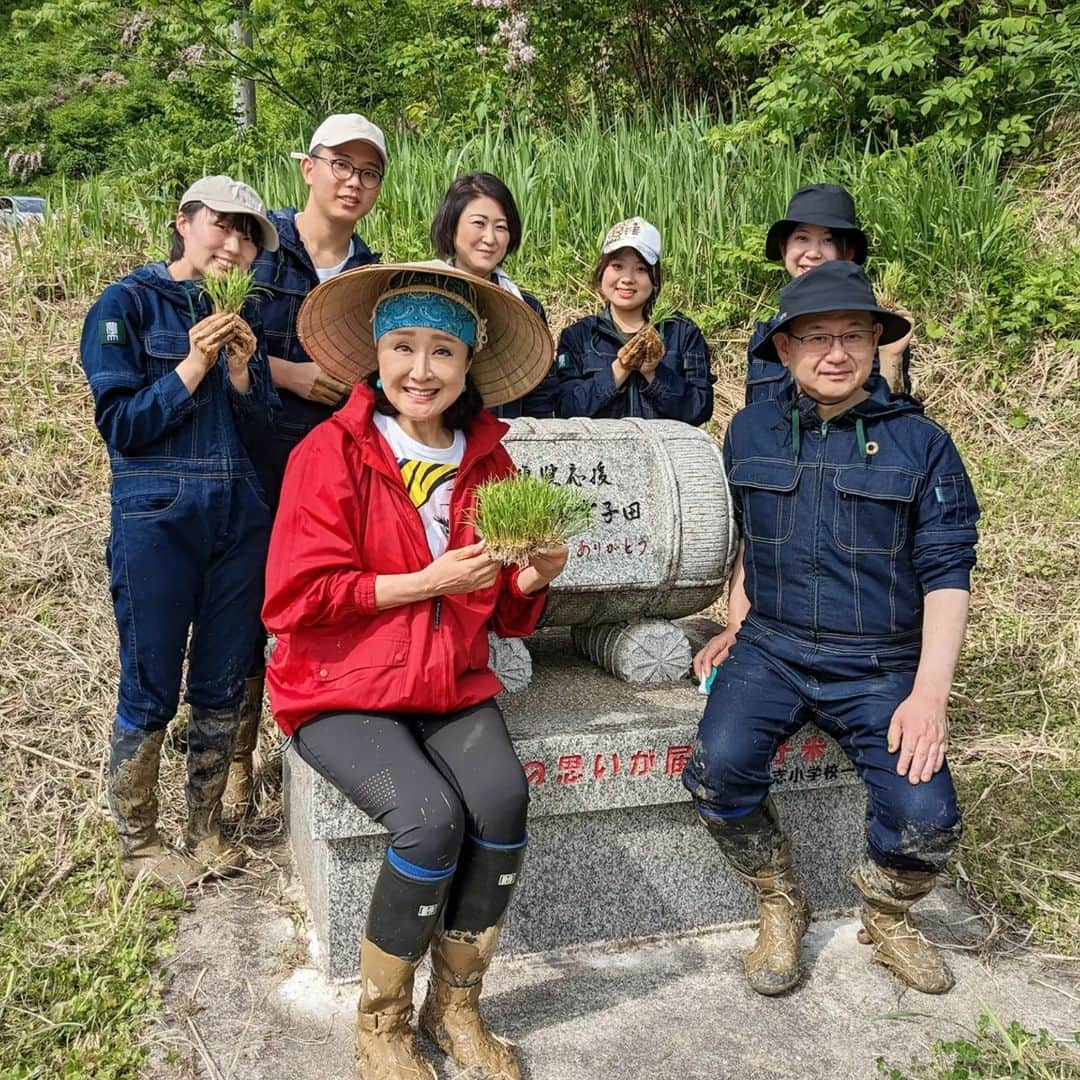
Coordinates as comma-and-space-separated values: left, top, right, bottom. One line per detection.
431, 171, 556, 418
80, 175, 278, 889
554, 216, 715, 426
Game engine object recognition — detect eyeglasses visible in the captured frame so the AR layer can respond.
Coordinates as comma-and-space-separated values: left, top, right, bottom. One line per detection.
786, 329, 876, 356
309, 154, 383, 190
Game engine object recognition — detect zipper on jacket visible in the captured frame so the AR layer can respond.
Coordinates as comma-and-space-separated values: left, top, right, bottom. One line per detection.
433, 597, 442, 629
809, 420, 829, 644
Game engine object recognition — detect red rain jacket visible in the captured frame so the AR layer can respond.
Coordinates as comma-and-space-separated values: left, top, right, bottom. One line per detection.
262, 384, 548, 735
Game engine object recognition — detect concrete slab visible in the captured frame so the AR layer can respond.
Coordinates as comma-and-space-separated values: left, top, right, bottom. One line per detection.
145, 846, 1080, 1080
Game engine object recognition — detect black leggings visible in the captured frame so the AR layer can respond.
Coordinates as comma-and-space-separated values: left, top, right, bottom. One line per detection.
293, 699, 529, 873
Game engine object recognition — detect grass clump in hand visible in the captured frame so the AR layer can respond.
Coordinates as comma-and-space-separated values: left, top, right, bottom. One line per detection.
470, 474, 594, 566
200, 266, 259, 314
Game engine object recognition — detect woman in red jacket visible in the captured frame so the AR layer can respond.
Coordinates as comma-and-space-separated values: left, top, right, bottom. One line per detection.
263, 263, 565, 1080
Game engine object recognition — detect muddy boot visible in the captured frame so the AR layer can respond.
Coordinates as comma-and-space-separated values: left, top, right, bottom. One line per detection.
222, 675, 262, 821
356, 851, 454, 1079
697, 796, 809, 995
107, 724, 204, 889
356, 938, 434, 1079
419, 838, 526, 1079
185, 705, 245, 875
850, 858, 954, 994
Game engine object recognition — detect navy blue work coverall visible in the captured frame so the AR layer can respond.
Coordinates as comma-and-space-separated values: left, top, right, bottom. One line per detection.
746, 315, 912, 405
488, 290, 559, 420
554, 308, 715, 426
249, 207, 379, 503
682, 378, 979, 872
80, 264, 277, 732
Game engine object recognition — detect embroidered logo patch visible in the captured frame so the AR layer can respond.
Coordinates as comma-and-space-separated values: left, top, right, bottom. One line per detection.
497, 873, 517, 886
99, 320, 125, 345
556, 352, 570, 370
418, 904, 438, 917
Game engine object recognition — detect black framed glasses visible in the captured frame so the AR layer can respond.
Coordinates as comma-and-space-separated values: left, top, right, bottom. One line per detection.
309, 153, 383, 190
787, 329, 876, 356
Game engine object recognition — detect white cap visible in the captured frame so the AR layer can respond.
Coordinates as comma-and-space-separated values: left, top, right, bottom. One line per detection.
291, 113, 388, 166
601, 216, 662, 266
177, 175, 278, 252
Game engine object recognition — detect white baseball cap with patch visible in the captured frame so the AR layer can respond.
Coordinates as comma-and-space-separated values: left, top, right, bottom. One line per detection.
291, 113, 388, 166
177, 175, 279, 252
601, 216, 662, 266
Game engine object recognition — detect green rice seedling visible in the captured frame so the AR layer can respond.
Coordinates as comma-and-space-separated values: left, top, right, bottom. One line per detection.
200, 267, 259, 314
470, 474, 595, 566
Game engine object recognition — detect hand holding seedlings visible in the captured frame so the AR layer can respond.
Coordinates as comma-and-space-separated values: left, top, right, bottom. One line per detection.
184, 311, 238, 375
525, 544, 569, 584
423, 542, 501, 596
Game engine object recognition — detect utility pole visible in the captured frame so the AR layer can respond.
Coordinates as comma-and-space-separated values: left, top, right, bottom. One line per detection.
231, 3, 256, 133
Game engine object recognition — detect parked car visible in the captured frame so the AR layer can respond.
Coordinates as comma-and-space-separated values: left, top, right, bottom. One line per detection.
0, 195, 47, 228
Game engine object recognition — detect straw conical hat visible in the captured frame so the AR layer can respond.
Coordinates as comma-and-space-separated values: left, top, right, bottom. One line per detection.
296, 261, 554, 407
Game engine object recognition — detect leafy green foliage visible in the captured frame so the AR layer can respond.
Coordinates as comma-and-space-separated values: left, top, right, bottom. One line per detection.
470, 474, 595, 565
876, 1008, 1080, 1079
715, 0, 1080, 153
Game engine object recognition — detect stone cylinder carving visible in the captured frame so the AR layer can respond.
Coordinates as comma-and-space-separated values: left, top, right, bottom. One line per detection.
503, 418, 737, 626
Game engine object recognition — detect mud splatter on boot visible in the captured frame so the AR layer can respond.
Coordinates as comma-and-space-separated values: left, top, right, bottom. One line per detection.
107, 725, 204, 889
222, 676, 262, 821
419, 927, 520, 1080
355, 937, 434, 1080
696, 796, 809, 995
850, 858, 954, 994
186, 705, 244, 874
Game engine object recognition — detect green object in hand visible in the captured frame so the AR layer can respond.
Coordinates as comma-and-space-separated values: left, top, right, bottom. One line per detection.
469, 474, 595, 566
200, 267, 259, 314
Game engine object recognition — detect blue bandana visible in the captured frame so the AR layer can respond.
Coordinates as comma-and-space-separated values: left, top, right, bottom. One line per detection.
373, 290, 478, 347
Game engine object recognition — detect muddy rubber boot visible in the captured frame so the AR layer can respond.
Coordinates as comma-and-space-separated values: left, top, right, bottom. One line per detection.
697, 796, 809, 995
107, 724, 205, 889
850, 858, 954, 994
356, 852, 454, 1079
355, 937, 434, 1080
222, 675, 262, 821
419, 838, 526, 1080
185, 705, 245, 875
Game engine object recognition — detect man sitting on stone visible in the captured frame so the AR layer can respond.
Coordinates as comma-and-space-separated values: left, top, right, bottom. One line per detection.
683, 260, 979, 996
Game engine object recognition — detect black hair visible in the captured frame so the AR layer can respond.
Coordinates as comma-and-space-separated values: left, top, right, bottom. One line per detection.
593, 247, 664, 320
365, 368, 486, 431
430, 172, 523, 262
168, 201, 261, 261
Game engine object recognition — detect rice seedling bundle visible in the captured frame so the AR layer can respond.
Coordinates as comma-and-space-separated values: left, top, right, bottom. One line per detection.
200, 267, 258, 314
470, 474, 595, 566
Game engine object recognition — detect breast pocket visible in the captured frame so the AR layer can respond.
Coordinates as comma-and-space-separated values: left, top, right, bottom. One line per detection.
145, 330, 208, 403
729, 460, 801, 544
831, 468, 918, 555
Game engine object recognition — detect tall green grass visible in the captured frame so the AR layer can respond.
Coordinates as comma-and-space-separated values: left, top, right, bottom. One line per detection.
10, 109, 1032, 338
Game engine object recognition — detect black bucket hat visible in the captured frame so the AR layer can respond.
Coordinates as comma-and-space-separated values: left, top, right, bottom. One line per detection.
753, 261, 911, 364
765, 184, 868, 265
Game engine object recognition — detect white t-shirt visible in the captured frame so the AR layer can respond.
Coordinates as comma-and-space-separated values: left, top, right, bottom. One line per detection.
374, 413, 465, 557
314, 239, 354, 283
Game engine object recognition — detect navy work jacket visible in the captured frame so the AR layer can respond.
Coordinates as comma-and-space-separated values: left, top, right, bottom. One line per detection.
80, 264, 277, 480
726, 377, 979, 643
554, 309, 715, 426
250, 207, 379, 440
